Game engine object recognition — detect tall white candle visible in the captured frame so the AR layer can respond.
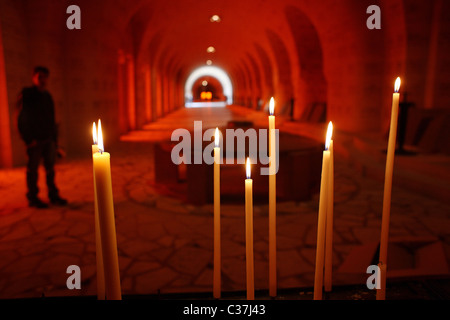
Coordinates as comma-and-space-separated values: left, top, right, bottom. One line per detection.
245, 157, 254, 300
313, 124, 332, 300
377, 77, 401, 300
92, 122, 105, 300
93, 120, 122, 300
324, 122, 334, 292
268, 97, 277, 297
213, 128, 221, 299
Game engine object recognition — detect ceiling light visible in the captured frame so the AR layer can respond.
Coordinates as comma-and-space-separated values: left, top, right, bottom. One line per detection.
210, 15, 221, 22
206, 60, 212, 65
202, 80, 208, 86
206, 46, 216, 53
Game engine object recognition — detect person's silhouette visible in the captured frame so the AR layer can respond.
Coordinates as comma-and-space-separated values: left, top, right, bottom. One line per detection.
17, 66, 67, 208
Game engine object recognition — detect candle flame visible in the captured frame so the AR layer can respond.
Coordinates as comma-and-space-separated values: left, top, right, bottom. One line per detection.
97, 119, 104, 153
269, 97, 274, 115
92, 122, 97, 145
215, 127, 220, 148
395, 77, 401, 93
325, 121, 333, 150
246, 157, 251, 179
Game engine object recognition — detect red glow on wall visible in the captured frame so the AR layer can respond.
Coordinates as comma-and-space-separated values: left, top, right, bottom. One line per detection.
0, 20, 13, 168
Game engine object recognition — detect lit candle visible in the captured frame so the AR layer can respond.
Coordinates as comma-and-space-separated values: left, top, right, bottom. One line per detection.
92, 122, 105, 300
245, 157, 254, 300
213, 128, 221, 299
93, 120, 122, 300
324, 122, 334, 292
313, 124, 332, 300
268, 97, 277, 297
377, 77, 401, 300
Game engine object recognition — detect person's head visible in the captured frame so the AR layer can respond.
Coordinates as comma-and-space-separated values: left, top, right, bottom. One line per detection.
32, 66, 49, 90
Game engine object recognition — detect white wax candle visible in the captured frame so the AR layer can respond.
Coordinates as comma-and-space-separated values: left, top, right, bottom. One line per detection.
314, 124, 332, 300
92, 122, 105, 300
245, 158, 254, 300
324, 122, 334, 292
268, 97, 277, 297
213, 128, 221, 299
93, 120, 122, 300
377, 77, 401, 300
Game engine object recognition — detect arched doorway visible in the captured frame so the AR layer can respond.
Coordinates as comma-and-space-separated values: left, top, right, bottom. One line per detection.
184, 66, 233, 107
285, 5, 327, 122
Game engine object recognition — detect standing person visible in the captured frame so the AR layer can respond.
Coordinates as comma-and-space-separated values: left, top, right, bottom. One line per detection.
17, 66, 67, 208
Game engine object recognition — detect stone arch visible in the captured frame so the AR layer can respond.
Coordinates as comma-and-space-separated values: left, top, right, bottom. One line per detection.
265, 29, 293, 115
184, 66, 233, 105
285, 5, 327, 122
254, 43, 274, 100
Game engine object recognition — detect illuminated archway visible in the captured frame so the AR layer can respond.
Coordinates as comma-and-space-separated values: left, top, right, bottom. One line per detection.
184, 66, 233, 106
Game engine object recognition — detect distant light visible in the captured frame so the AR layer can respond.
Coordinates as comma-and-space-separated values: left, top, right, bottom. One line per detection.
206, 60, 212, 65
200, 91, 212, 100
207, 46, 216, 53
185, 101, 227, 108
210, 15, 221, 22
202, 80, 208, 86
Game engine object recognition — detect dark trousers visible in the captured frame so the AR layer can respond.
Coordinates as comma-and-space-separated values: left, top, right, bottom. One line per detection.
26, 140, 59, 201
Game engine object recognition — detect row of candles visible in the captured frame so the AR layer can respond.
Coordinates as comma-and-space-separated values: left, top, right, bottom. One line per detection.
90, 78, 401, 300
214, 97, 278, 300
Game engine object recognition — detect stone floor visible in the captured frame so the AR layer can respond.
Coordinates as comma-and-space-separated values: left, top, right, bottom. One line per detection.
0, 105, 449, 300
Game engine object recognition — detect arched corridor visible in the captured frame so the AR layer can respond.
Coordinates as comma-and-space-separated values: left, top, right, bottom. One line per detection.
0, 0, 450, 301
0, 0, 449, 163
